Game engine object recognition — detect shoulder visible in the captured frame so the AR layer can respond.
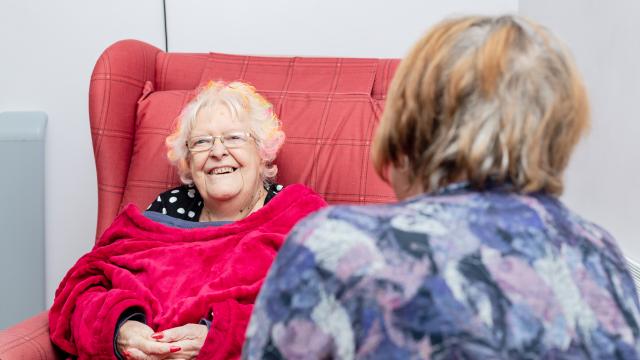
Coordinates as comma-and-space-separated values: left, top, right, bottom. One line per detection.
548, 196, 632, 272
269, 183, 284, 193
283, 192, 493, 267
273, 183, 317, 198
267, 183, 328, 212
264, 183, 284, 204
266, 203, 397, 295
526, 193, 626, 256
284, 202, 396, 260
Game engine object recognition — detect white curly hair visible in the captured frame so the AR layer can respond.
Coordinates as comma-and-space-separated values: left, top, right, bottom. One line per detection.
166, 81, 285, 185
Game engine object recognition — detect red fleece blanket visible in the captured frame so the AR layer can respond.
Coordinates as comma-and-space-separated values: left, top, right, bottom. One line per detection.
49, 184, 326, 360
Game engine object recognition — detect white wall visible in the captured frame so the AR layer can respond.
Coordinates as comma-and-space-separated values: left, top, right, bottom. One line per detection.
0, 0, 164, 306
519, 0, 640, 259
166, 0, 518, 57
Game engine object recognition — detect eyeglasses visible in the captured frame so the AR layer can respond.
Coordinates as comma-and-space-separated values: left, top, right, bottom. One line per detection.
186, 132, 253, 152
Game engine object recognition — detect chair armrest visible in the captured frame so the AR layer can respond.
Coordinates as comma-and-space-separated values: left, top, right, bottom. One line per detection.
89, 39, 162, 239
0, 310, 61, 359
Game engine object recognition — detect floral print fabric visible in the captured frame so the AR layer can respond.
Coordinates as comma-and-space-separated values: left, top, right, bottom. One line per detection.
244, 183, 640, 359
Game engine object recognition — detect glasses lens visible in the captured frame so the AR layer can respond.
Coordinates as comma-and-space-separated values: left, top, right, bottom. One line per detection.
223, 133, 249, 148
188, 137, 213, 152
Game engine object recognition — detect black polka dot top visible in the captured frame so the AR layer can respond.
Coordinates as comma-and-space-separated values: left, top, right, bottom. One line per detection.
146, 183, 284, 221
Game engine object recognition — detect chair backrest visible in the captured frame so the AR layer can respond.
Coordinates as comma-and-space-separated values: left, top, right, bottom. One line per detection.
89, 39, 399, 239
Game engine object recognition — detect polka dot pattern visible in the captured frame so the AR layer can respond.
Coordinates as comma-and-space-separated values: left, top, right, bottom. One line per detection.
146, 183, 284, 222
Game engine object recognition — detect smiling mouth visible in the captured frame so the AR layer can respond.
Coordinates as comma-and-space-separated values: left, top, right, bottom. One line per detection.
207, 167, 238, 175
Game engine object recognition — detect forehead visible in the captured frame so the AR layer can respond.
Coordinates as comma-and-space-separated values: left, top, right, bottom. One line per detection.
192, 103, 248, 132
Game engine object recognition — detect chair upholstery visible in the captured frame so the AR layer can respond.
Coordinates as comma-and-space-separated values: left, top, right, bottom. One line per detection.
0, 311, 60, 359
0, 39, 399, 359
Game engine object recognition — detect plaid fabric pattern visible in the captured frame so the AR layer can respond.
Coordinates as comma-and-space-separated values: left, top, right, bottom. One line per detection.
0, 311, 60, 359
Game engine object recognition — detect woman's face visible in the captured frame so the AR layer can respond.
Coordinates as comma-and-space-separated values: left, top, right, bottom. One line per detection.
188, 104, 264, 205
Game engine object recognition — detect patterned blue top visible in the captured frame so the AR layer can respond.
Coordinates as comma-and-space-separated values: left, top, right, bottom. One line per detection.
243, 183, 640, 359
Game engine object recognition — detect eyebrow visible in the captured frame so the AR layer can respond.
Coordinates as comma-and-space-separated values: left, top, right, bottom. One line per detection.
190, 129, 246, 136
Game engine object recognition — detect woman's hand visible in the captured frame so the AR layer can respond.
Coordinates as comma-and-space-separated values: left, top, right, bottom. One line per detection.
117, 321, 180, 360
151, 323, 208, 360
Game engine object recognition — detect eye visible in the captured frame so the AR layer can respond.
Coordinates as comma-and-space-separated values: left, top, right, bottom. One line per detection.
225, 133, 247, 141
228, 135, 242, 140
189, 137, 212, 148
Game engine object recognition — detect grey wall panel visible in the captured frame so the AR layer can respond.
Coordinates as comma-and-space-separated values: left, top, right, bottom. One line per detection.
0, 111, 46, 329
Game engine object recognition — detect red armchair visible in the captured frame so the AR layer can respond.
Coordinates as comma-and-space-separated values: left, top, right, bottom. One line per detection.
0, 40, 398, 359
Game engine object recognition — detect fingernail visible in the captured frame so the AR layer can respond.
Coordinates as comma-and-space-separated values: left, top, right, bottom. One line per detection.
151, 332, 163, 339
122, 350, 130, 358
170, 346, 181, 353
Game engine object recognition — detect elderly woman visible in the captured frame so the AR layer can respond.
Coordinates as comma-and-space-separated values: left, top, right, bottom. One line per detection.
244, 15, 640, 359
147, 81, 287, 224
48, 81, 326, 360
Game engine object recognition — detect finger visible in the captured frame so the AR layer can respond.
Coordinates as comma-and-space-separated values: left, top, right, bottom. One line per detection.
151, 325, 188, 342
136, 338, 181, 355
125, 347, 152, 360
118, 322, 156, 357
156, 323, 209, 344
161, 339, 205, 360
162, 353, 192, 360
162, 348, 198, 360
164, 339, 201, 353
163, 353, 194, 360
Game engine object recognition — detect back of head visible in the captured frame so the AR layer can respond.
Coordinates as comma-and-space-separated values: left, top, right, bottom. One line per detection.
373, 15, 590, 196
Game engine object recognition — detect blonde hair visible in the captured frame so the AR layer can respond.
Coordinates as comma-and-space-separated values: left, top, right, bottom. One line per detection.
167, 81, 285, 185
372, 15, 589, 196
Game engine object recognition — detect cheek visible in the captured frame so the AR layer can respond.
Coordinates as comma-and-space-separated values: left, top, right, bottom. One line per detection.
188, 155, 205, 175
237, 149, 263, 171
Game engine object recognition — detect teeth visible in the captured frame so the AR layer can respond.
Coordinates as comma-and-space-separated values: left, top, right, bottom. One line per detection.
210, 167, 235, 175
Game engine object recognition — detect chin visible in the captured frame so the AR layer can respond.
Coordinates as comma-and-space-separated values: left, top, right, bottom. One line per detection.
206, 189, 241, 201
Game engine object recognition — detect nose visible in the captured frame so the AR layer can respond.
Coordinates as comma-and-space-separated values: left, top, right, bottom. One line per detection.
208, 138, 228, 158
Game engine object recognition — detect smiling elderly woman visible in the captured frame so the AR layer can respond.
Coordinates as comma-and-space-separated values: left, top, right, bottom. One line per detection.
48, 81, 326, 360
148, 81, 286, 223
243, 15, 640, 359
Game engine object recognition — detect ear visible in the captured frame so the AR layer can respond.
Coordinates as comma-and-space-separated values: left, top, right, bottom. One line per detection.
390, 156, 422, 200
398, 155, 411, 171
391, 155, 411, 179
181, 157, 194, 182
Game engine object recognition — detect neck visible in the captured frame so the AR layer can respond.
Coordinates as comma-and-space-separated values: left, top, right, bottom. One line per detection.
199, 186, 266, 222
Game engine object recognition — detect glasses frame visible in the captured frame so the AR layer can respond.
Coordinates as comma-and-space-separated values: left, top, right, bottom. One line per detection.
186, 132, 254, 153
